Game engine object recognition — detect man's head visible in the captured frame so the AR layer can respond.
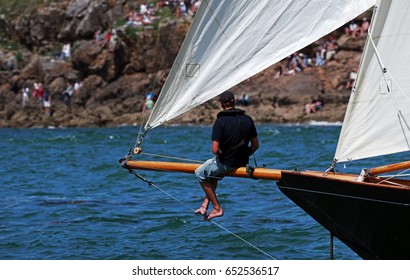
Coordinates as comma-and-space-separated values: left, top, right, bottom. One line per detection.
219, 91, 235, 108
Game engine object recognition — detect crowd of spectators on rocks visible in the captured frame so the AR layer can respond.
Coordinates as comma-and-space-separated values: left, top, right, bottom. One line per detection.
92, 1, 202, 55
3, 1, 368, 119
270, 17, 370, 114
275, 37, 337, 80
272, 35, 340, 82
123, 0, 201, 29
345, 17, 370, 38
273, 17, 369, 81
3, 1, 204, 119
94, 28, 119, 52
20, 80, 82, 117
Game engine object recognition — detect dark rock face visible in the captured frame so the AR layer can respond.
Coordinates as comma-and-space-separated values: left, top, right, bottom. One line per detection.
13, 0, 112, 46
0, 1, 366, 128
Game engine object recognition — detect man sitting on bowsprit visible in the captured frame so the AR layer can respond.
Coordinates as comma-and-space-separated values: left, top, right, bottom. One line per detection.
194, 91, 259, 220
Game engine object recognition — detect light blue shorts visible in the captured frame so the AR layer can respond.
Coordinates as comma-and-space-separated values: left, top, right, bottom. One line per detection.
195, 157, 235, 183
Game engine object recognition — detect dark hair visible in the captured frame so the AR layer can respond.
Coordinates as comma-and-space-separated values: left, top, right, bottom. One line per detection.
219, 91, 235, 104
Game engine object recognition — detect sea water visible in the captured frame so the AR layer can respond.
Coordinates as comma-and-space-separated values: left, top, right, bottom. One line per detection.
1, 124, 372, 260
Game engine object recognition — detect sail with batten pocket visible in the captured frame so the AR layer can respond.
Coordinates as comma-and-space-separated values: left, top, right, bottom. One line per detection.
145, 0, 375, 131
335, 0, 410, 163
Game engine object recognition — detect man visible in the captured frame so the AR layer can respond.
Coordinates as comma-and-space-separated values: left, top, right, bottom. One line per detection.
194, 91, 259, 220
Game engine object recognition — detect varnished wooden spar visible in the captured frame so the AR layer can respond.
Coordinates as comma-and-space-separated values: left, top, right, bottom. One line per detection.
121, 160, 362, 181
368, 160, 410, 176
121, 160, 282, 181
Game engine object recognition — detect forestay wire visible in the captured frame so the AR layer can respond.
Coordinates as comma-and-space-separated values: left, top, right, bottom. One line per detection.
367, 32, 410, 150
128, 169, 276, 260
131, 15, 180, 153
139, 152, 204, 163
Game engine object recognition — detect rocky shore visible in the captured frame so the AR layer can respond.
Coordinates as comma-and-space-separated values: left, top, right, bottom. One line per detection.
0, 0, 367, 128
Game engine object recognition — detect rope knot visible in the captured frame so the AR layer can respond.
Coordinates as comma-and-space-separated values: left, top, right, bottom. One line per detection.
246, 164, 258, 180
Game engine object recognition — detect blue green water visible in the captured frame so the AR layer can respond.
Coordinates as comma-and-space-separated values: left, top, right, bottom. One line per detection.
1, 124, 373, 260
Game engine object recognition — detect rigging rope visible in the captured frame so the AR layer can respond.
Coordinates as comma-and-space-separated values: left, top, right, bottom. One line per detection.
127, 169, 276, 260
368, 32, 410, 149
139, 152, 204, 163
131, 15, 180, 152
377, 168, 410, 187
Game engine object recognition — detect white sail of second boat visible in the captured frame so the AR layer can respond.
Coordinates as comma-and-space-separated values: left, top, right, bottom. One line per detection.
335, 0, 410, 163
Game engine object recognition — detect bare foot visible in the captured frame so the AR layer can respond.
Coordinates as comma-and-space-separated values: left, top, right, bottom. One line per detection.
194, 206, 207, 216
205, 208, 224, 220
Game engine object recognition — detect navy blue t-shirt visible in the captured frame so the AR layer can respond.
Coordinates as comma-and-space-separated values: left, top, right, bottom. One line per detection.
212, 109, 257, 168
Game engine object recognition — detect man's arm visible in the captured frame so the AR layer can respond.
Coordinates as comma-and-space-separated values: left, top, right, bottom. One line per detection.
212, 140, 221, 156
249, 137, 259, 155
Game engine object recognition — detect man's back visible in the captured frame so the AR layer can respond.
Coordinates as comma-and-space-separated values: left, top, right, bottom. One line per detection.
213, 108, 257, 168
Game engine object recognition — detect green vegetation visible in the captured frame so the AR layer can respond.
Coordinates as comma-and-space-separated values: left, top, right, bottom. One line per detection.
14, 51, 22, 62
0, 39, 20, 50
157, 6, 173, 19
124, 26, 139, 41
0, 0, 44, 15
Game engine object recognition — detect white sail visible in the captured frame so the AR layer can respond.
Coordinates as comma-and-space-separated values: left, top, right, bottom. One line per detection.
335, 0, 410, 163
145, 0, 375, 130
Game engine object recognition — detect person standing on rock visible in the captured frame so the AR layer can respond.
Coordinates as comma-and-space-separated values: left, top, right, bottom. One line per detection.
109, 29, 118, 52
22, 85, 29, 108
194, 91, 259, 220
142, 87, 156, 112
62, 82, 74, 107
43, 88, 51, 116
36, 83, 44, 107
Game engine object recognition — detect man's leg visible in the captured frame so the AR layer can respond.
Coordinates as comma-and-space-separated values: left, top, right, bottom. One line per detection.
200, 179, 223, 220
194, 197, 209, 215
194, 159, 213, 215
194, 158, 226, 220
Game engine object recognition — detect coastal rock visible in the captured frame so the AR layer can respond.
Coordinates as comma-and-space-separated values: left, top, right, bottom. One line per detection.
0, 0, 367, 128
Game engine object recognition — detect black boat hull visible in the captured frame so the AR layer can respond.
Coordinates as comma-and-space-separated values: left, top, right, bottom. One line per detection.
277, 170, 410, 260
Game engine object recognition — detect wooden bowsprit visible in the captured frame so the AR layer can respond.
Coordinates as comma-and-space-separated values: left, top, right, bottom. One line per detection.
120, 159, 283, 181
